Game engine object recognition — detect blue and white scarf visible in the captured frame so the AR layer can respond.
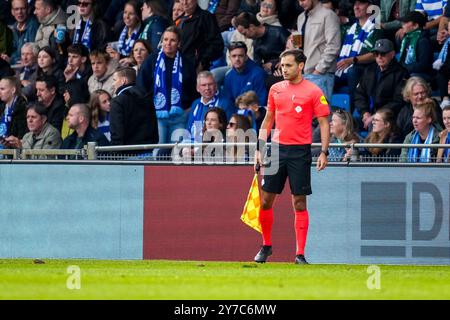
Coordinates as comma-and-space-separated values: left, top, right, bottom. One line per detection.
208, 0, 220, 13
153, 50, 183, 119
407, 127, 435, 163
118, 26, 140, 56
336, 18, 375, 78
433, 37, 450, 70
72, 18, 92, 50
188, 94, 220, 142
0, 96, 17, 138
443, 132, 450, 161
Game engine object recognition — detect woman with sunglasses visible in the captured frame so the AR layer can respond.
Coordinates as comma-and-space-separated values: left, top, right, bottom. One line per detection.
226, 113, 253, 162
256, 0, 281, 27
72, 0, 110, 52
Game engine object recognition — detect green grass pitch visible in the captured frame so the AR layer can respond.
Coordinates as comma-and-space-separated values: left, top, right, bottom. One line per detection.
0, 259, 449, 299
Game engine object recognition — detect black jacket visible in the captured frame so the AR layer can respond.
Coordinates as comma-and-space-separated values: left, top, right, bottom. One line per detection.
110, 85, 158, 146
137, 52, 199, 110
0, 95, 28, 139
253, 24, 290, 66
354, 60, 409, 117
46, 95, 66, 133
175, 5, 224, 69
399, 30, 433, 76
61, 125, 109, 149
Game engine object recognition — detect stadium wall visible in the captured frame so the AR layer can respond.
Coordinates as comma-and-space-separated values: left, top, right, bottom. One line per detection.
0, 164, 449, 265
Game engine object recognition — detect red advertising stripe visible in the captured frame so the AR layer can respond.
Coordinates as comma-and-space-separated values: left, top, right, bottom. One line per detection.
143, 166, 296, 262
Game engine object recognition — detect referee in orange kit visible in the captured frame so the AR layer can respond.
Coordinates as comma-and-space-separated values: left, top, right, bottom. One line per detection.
254, 49, 330, 264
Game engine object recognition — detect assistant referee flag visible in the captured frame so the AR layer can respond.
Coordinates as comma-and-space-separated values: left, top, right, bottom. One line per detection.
241, 174, 262, 233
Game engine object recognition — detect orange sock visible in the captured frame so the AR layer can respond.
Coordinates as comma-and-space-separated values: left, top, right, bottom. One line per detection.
259, 208, 274, 246
295, 210, 309, 255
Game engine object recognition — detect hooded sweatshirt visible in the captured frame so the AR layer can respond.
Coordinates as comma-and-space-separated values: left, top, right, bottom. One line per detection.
87, 59, 119, 97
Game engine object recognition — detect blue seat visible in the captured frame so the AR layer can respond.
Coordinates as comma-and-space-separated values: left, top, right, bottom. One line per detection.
330, 93, 351, 112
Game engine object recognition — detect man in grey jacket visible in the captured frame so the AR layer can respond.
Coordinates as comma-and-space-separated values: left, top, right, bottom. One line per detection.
34, 0, 68, 49
297, 0, 341, 102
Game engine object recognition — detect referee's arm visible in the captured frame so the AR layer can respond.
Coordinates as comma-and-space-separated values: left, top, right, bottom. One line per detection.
254, 110, 275, 173
316, 115, 330, 171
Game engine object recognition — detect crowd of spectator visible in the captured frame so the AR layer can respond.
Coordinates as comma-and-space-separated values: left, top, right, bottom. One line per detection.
0, 0, 449, 162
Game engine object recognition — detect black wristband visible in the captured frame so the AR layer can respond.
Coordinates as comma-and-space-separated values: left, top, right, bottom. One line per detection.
321, 149, 329, 156
256, 139, 266, 151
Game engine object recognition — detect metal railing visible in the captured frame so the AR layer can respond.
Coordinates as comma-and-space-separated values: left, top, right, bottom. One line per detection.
0, 142, 449, 165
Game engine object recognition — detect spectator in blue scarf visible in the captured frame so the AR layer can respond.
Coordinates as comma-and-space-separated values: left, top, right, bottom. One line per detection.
437, 105, 450, 162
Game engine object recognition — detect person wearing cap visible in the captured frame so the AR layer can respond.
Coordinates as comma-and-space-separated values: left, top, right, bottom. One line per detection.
354, 38, 409, 130
398, 10, 433, 81
335, 0, 383, 113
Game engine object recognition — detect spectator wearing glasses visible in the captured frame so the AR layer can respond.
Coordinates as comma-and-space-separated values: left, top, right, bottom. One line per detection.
256, 0, 282, 27
360, 108, 403, 160
71, 0, 111, 52
400, 100, 441, 162
226, 113, 253, 162
397, 76, 443, 139
354, 39, 409, 130
1, 0, 39, 65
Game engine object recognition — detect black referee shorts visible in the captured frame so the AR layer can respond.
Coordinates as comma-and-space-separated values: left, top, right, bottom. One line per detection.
261, 144, 312, 196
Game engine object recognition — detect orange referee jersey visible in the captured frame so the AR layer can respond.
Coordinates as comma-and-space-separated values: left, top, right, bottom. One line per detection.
267, 79, 330, 145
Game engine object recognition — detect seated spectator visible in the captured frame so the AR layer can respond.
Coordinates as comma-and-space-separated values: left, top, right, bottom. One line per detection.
397, 76, 443, 139
130, 39, 152, 72
182, 107, 227, 160
89, 89, 111, 141
139, 0, 169, 51
61, 78, 90, 138
187, 71, 235, 143
224, 41, 268, 107
34, 0, 68, 50
400, 100, 441, 162
335, 0, 382, 109
35, 74, 65, 132
110, 67, 158, 146
297, 0, 341, 102
380, 0, 416, 42
398, 11, 433, 80
88, 49, 118, 96
2, 0, 39, 65
174, 0, 224, 71
17, 42, 39, 101
437, 105, 450, 162
36, 46, 65, 90
360, 108, 403, 160
61, 103, 109, 149
234, 12, 289, 75
226, 113, 254, 162
71, 0, 111, 52
3, 102, 62, 149
64, 44, 92, 86
256, 0, 282, 27
235, 90, 266, 132
354, 39, 409, 130
107, 0, 142, 60
0, 76, 28, 141
329, 109, 361, 161
137, 26, 197, 147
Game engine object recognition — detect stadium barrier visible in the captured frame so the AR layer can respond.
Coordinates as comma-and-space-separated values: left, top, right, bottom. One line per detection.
0, 151, 449, 265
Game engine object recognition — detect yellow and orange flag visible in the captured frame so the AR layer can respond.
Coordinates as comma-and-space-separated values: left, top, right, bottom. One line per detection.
241, 174, 262, 233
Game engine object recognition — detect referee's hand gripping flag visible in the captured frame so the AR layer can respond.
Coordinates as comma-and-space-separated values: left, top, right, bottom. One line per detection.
241, 165, 262, 233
